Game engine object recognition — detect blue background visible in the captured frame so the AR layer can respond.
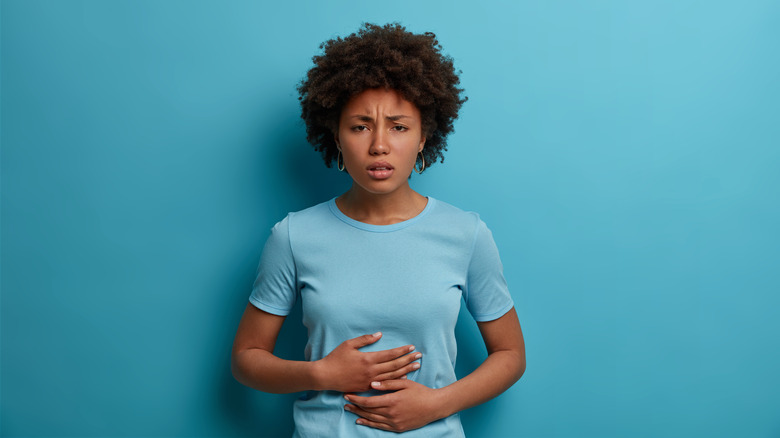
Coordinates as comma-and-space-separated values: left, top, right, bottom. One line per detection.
2, 1, 779, 437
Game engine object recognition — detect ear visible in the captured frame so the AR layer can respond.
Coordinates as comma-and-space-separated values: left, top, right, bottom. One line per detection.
418, 136, 426, 152
334, 132, 340, 149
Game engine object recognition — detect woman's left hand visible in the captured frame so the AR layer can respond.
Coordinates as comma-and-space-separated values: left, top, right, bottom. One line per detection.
343, 379, 447, 433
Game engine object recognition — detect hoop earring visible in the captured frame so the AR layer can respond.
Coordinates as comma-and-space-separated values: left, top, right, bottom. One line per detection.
413, 151, 425, 174
337, 149, 345, 172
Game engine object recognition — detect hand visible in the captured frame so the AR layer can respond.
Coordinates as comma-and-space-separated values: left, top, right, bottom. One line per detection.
343, 379, 445, 433
314, 332, 422, 393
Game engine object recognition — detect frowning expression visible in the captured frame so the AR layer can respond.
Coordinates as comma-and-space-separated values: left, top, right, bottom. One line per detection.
335, 88, 426, 196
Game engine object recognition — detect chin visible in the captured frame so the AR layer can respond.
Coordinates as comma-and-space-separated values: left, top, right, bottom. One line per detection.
354, 181, 406, 196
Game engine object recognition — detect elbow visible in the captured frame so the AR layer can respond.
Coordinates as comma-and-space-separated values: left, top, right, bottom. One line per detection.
516, 354, 526, 381
230, 348, 283, 394
489, 348, 525, 383
510, 349, 526, 382
231, 355, 242, 384
231, 350, 250, 387
230, 356, 241, 383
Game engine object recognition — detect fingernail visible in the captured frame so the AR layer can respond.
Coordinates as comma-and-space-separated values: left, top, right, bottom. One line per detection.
408, 345, 415, 352
412, 363, 420, 370
356, 420, 364, 425
373, 332, 382, 338
344, 395, 350, 402
414, 353, 422, 359
371, 381, 381, 388
344, 405, 351, 411
401, 375, 408, 379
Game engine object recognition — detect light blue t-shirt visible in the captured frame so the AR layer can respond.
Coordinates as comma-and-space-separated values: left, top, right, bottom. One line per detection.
250, 197, 513, 437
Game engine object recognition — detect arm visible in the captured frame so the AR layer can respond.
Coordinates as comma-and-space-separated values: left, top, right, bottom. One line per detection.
231, 303, 423, 394
436, 306, 525, 413
344, 306, 525, 432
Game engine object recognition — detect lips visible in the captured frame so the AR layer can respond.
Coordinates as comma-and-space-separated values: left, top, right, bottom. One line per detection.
368, 161, 394, 171
367, 161, 394, 179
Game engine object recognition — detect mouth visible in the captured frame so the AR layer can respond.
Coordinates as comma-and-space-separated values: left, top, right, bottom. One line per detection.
368, 162, 394, 171
367, 162, 394, 179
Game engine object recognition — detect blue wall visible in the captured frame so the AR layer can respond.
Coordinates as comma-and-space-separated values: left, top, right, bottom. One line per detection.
2, 1, 779, 437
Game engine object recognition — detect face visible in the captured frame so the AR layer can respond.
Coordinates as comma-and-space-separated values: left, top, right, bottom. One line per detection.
335, 88, 426, 197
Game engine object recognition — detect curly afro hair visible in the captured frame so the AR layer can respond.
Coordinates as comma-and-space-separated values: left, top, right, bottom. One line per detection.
297, 23, 467, 172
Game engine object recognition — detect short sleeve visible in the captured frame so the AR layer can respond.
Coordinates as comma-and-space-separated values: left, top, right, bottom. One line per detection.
463, 219, 514, 322
248, 216, 298, 316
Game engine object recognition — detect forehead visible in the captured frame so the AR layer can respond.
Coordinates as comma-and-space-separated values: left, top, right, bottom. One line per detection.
341, 88, 420, 117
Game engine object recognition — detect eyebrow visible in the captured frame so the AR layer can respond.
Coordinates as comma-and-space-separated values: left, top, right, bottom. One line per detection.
348, 115, 414, 122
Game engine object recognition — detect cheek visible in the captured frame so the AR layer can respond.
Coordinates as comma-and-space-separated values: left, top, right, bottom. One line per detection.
341, 148, 364, 173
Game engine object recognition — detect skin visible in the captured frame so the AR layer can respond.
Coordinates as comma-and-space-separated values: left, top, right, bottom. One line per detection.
344, 310, 525, 432
334, 88, 428, 225
232, 88, 526, 433
232, 306, 421, 394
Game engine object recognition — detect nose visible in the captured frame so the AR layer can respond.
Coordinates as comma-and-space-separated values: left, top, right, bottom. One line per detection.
369, 129, 389, 155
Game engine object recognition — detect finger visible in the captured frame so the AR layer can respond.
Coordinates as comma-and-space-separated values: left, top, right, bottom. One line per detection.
374, 356, 420, 381
344, 403, 388, 421
344, 393, 390, 410
347, 332, 382, 349
368, 344, 416, 362
355, 417, 396, 432
369, 379, 411, 392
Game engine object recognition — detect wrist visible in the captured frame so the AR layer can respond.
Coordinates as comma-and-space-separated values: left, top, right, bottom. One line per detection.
309, 360, 324, 391
431, 386, 457, 419
435, 384, 465, 419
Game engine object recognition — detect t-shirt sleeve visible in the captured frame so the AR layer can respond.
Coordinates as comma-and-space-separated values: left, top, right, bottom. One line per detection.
248, 216, 297, 316
463, 218, 514, 322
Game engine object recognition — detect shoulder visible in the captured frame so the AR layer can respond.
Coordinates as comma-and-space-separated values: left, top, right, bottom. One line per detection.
271, 199, 334, 230
267, 199, 342, 250
427, 198, 502, 253
427, 197, 483, 230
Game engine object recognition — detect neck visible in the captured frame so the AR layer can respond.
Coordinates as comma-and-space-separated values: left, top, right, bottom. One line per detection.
336, 185, 428, 225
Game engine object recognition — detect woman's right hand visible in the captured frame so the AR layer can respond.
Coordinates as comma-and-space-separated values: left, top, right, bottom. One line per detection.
313, 332, 422, 393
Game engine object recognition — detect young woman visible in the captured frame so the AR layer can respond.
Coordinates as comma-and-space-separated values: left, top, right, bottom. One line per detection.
232, 23, 525, 437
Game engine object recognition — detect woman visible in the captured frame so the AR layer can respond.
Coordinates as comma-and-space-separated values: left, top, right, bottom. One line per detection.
232, 23, 525, 436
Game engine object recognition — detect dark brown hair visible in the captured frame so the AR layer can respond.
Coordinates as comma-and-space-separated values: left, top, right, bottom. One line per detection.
297, 23, 467, 172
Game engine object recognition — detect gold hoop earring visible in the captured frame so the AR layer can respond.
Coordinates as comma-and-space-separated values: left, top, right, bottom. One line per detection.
337, 149, 345, 172
413, 151, 425, 174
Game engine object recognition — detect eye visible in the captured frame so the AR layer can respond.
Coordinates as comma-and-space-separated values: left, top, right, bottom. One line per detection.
391, 125, 409, 132
351, 125, 368, 132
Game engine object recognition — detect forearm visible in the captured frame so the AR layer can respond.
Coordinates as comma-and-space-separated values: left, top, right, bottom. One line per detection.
336, 310, 525, 433
343, 347, 525, 432
436, 348, 525, 417
231, 348, 322, 394
232, 332, 419, 394
435, 309, 526, 417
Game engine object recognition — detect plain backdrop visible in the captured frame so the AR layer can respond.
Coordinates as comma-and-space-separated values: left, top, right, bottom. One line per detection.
2, 1, 779, 437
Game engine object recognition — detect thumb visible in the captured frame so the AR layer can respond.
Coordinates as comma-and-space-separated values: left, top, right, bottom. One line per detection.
349, 332, 382, 348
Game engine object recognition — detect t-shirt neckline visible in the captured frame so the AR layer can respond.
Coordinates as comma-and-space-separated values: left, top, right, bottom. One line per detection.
328, 197, 436, 233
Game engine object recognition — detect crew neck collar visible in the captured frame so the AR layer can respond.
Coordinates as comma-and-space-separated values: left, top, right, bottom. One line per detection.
328, 197, 435, 233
